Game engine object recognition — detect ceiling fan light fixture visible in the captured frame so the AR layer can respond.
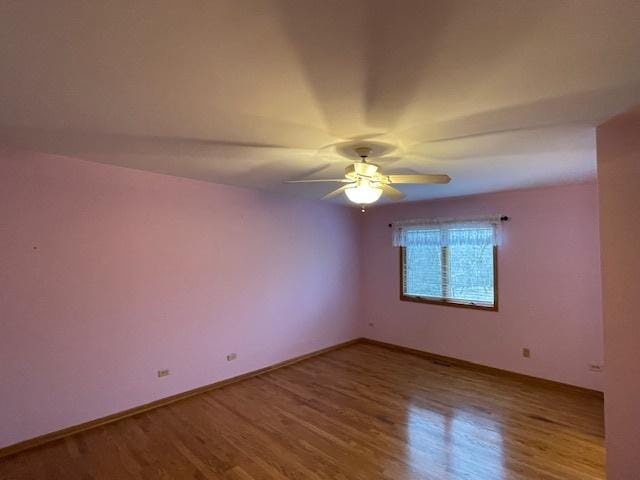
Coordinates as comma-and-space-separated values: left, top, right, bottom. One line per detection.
345, 179, 383, 205
284, 145, 448, 204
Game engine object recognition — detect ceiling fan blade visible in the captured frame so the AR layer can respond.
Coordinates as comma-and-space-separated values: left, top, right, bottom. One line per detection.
387, 174, 451, 184
380, 184, 406, 201
285, 178, 351, 183
322, 185, 351, 199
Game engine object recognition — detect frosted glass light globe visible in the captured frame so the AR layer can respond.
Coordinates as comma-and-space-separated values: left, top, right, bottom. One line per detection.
345, 179, 383, 204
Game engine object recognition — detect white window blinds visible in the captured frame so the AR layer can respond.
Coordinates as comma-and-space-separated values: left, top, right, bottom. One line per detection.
394, 216, 501, 308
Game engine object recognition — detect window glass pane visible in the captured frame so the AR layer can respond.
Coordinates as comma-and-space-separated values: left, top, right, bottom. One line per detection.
402, 225, 495, 307
404, 244, 442, 298
446, 227, 494, 305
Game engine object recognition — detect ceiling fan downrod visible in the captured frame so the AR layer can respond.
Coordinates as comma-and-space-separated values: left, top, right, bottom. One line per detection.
354, 146, 372, 163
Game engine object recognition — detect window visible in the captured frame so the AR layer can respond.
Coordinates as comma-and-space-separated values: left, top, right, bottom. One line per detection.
396, 221, 498, 310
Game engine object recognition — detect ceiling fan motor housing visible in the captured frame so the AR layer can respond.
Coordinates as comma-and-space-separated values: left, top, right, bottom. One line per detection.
345, 162, 379, 180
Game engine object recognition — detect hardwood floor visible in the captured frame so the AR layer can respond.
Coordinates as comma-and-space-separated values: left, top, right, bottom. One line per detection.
0, 343, 605, 479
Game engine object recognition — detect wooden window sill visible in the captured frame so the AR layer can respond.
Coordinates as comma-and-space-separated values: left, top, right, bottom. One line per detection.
400, 294, 498, 311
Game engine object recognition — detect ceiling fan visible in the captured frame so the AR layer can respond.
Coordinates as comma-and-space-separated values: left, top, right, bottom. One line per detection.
285, 146, 450, 208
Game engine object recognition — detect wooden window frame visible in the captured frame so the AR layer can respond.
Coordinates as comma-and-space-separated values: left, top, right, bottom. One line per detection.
399, 245, 499, 312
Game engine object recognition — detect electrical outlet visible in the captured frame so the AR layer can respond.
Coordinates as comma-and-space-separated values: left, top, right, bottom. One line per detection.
157, 369, 170, 378
589, 363, 603, 372
522, 348, 531, 358
226, 353, 237, 361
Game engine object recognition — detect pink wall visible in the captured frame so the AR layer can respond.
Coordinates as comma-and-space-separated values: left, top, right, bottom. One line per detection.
360, 182, 604, 391
0, 147, 606, 451
597, 110, 640, 479
0, 149, 361, 449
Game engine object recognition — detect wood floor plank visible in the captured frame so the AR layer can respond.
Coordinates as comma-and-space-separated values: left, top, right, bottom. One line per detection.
0, 343, 604, 479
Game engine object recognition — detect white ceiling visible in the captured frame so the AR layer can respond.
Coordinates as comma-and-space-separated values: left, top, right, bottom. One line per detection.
1, 0, 640, 203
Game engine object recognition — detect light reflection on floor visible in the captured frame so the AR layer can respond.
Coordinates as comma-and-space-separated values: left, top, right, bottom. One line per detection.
405, 403, 504, 478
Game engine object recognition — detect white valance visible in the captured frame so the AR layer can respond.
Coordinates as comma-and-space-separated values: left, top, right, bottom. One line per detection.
392, 215, 503, 247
